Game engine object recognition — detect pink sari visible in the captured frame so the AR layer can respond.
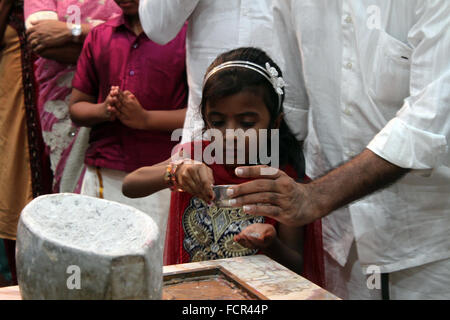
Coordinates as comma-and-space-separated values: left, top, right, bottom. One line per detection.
24, 0, 121, 192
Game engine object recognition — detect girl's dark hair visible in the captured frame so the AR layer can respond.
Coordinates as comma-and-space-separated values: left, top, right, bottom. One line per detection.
200, 47, 305, 178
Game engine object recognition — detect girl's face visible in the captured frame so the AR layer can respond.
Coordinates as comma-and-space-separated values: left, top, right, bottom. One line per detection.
204, 90, 275, 167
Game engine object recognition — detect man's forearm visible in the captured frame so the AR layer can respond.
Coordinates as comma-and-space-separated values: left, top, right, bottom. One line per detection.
306, 148, 410, 220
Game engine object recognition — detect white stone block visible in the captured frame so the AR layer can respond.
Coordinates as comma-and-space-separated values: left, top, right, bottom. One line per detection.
16, 193, 162, 299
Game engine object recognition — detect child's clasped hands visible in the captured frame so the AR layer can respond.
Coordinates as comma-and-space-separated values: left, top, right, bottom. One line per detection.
104, 86, 149, 130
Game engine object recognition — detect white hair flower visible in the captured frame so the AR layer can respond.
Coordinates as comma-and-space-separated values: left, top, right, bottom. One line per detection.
265, 62, 285, 95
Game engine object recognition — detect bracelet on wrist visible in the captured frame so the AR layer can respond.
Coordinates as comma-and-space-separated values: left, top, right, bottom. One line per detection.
164, 160, 185, 192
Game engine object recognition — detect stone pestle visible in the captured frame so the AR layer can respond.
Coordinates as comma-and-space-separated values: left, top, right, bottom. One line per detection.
15, 193, 162, 299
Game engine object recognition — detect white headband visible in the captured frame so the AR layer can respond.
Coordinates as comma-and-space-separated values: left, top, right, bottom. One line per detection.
202, 60, 286, 110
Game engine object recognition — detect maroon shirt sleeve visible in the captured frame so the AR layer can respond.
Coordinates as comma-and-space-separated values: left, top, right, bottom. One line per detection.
72, 29, 99, 98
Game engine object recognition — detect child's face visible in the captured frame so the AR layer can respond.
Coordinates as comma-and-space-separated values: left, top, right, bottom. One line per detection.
114, 0, 140, 16
204, 90, 274, 167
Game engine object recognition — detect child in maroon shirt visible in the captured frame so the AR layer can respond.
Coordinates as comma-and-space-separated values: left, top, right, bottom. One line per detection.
69, 0, 187, 229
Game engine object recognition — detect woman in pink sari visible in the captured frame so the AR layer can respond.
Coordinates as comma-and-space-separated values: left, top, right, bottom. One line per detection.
24, 0, 121, 192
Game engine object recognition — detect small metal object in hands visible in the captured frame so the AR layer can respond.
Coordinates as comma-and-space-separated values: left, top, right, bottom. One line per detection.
247, 232, 261, 239
212, 185, 237, 208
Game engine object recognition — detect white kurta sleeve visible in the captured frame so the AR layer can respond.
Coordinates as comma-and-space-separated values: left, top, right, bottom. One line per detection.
273, 0, 309, 142
367, 0, 450, 169
139, 0, 199, 45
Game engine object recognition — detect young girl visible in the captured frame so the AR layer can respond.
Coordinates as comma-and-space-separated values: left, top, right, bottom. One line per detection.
123, 47, 324, 284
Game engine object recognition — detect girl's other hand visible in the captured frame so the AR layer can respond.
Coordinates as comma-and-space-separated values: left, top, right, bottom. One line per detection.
175, 160, 215, 203
233, 223, 276, 250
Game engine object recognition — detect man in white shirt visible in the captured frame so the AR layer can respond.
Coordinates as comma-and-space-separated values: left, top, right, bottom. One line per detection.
138, 0, 306, 144
227, 0, 450, 299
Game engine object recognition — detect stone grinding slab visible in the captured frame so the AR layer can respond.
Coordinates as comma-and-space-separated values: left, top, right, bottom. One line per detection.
16, 193, 162, 299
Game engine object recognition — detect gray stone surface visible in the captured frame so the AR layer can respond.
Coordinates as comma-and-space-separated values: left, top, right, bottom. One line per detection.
16, 193, 162, 299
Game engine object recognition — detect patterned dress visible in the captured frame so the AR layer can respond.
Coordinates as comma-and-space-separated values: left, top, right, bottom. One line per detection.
182, 197, 268, 262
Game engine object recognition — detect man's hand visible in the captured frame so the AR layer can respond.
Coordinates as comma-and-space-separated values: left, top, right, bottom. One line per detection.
26, 20, 71, 53
234, 223, 277, 250
226, 165, 317, 226
228, 150, 409, 227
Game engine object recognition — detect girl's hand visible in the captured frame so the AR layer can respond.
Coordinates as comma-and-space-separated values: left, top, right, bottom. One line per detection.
27, 20, 71, 53
175, 160, 215, 203
234, 223, 277, 250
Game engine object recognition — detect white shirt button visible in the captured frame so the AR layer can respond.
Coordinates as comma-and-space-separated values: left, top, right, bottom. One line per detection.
346, 150, 357, 158
345, 15, 353, 24
343, 107, 352, 116
346, 62, 353, 69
